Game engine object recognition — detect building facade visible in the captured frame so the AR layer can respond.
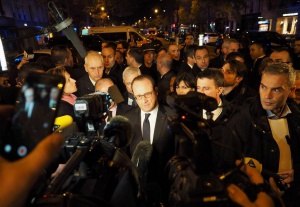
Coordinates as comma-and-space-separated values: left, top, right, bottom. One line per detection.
240, 0, 300, 35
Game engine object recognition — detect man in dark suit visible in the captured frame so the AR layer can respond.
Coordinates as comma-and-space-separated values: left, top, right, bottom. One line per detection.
76, 51, 104, 97
248, 42, 267, 90
102, 45, 126, 93
51, 45, 86, 81
156, 53, 176, 104
210, 38, 239, 68
123, 75, 176, 204
180, 33, 195, 62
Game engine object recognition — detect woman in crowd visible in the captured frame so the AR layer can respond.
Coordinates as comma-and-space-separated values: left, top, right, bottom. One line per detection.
47, 66, 80, 135
174, 72, 196, 95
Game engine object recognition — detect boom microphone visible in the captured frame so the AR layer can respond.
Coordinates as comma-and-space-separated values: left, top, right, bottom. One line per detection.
53, 115, 73, 133
48, 1, 87, 58
108, 85, 124, 104
245, 157, 283, 181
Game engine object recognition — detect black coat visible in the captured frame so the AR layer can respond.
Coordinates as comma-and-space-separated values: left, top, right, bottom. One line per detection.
220, 96, 300, 181
247, 55, 268, 91
103, 62, 125, 93
210, 54, 225, 69
75, 73, 95, 97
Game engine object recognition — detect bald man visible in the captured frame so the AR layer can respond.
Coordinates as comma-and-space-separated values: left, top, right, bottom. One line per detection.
76, 51, 104, 97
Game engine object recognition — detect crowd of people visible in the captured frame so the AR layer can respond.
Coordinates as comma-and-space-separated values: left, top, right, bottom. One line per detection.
1, 34, 300, 207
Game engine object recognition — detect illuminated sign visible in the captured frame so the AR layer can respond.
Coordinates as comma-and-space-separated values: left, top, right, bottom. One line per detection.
283, 13, 298, 17
258, 20, 270, 24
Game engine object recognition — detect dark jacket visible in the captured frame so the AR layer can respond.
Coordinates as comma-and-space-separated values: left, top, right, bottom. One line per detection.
221, 83, 257, 107
220, 96, 300, 183
103, 62, 125, 94
247, 55, 267, 91
210, 54, 225, 69
157, 70, 176, 104
75, 73, 95, 97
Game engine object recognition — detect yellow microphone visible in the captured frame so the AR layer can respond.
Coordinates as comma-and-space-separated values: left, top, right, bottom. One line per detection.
244, 157, 263, 173
53, 115, 73, 133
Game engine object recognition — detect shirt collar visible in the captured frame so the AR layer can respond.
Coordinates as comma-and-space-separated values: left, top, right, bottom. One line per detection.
89, 76, 96, 86
141, 104, 159, 116
266, 104, 292, 119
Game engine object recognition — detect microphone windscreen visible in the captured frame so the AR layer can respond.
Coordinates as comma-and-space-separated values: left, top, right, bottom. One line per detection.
53, 115, 73, 133
104, 115, 133, 148
108, 85, 124, 104
131, 141, 153, 168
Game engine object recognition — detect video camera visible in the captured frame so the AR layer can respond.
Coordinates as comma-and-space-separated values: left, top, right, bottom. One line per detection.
165, 91, 268, 206
73, 85, 124, 136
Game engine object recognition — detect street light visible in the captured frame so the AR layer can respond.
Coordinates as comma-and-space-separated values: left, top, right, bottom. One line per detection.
154, 9, 158, 14
101, 7, 105, 11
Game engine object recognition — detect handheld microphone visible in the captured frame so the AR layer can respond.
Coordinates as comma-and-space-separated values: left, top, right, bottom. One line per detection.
53, 115, 73, 133
244, 157, 283, 181
48, 1, 87, 58
131, 141, 153, 187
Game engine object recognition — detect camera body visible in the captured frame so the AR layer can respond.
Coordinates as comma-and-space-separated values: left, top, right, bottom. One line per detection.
166, 92, 259, 206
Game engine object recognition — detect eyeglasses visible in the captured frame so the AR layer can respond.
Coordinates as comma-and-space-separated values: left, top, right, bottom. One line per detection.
134, 91, 153, 100
116, 48, 124, 50
268, 59, 291, 64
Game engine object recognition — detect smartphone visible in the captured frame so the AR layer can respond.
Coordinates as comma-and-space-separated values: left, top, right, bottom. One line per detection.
0, 72, 65, 161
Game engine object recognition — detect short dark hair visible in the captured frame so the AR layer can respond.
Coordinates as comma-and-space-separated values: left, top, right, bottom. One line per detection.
226, 52, 244, 61
51, 45, 71, 66
194, 46, 209, 56
197, 68, 224, 87
185, 44, 198, 60
127, 47, 143, 64
103, 44, 117, 55
157, 47, 167, 54
250, 42, 266, 53
271, 48, 293, 62
131, 75, 156, 90
185, 34, 194, 39
174, 72, 196, 91
225, 59, 248, 78
47, 66, 67, 77
117, 41, 129, 50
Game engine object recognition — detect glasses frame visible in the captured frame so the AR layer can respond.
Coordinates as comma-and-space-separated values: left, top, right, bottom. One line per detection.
134, 90, 154, 100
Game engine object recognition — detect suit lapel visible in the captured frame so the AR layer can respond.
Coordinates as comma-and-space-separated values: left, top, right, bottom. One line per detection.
153, 106, 167, 144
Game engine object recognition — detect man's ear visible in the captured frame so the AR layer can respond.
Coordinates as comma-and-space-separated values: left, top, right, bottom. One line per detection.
236, 76, 243, 84
217, 87, 224, 96
84, 64, 88, 73
289, 86, 296, 98
154, 87, 158, 95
